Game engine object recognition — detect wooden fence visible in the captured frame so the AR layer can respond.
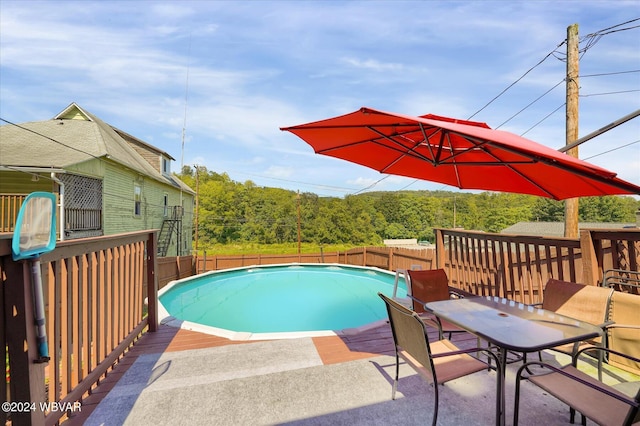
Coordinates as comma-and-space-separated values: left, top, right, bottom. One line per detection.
192, 229, 639, 305
2, 226, 638, 425
193, 246, 437, 275
195, 251, 343, 273
158, 255, 195, 290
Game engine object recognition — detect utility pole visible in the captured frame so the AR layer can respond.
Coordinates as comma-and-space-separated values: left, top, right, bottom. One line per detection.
564, 23, 580, 238
194, 165, 199, 253
297, 191, 301, 254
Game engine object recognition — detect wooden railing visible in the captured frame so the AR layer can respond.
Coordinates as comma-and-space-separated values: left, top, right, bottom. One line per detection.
0, 193, 27, 232
434, 228, 640, 304
1, 231, 159, 426
0, 193, 103, 234
580, 228, 640, 289
65, 207, 102, 231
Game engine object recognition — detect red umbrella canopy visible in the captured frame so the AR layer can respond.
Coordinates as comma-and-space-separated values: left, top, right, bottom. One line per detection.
281, 107, 640, 200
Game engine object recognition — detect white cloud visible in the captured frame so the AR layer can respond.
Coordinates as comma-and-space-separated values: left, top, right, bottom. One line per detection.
2, 0, 638, 197
264, 166, 294, 179
341, 57, 404, 72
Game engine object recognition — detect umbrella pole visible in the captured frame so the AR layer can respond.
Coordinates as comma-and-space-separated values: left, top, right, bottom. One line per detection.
30, 259, 50, 363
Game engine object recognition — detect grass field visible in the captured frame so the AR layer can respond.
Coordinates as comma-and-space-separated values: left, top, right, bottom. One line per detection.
196, 242, 355, 255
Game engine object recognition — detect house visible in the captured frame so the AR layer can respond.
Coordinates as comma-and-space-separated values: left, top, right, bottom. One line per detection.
0, 103, 195, 256
500, 221, 637, 238
383, 238, 434, 249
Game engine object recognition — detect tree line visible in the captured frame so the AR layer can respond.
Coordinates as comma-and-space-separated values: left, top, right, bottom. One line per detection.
179, 166, 640, 248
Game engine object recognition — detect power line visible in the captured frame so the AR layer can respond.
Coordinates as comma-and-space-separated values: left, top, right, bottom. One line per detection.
467, 41, 565, 120
0, 117, 102, 162
583, 18, 640, 37
581, 69, 640, 78
495, 79, 565, 129
520, 103, 565, 137
470, 18, 640, 123
226, 169, 357, 193
580, 89, 640, 97
583, 140, 640, 160
352, 175, 391, 195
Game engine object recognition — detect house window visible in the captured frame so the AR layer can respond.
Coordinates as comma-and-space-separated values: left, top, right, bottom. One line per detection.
134, 184, 142, 217
161, 157, 170, 175
163, 193, 169, 217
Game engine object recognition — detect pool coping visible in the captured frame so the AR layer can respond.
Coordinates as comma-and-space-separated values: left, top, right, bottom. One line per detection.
156, 263, 408, 341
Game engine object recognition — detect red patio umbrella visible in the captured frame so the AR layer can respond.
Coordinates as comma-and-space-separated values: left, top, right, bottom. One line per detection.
281, 107, 640, 200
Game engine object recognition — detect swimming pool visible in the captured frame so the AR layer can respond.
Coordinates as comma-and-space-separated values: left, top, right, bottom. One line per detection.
158, 263, 408, 340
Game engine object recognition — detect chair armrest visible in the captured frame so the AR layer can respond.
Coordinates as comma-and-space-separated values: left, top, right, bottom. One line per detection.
596, 320, 615, 329
407, 294, 426, 306
447, 287, 475, 298
515, 360, 637, 406
431, 346, 500, 366
448, 290, 466, 299
604, 323, 640, 330
573, 345, 640, 366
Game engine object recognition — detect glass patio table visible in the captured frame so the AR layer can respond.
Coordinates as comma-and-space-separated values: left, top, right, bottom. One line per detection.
424, 296, 604, 426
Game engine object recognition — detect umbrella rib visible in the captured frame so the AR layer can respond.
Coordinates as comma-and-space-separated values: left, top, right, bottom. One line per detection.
363, 126, 440, 172
490, 141, 640, 196
447, 132, 569, 198
416, 123, 440, 163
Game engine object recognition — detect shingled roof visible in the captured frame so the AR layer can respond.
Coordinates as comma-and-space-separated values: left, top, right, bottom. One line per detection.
0, 103, 192, 193
500, 221, 636, 237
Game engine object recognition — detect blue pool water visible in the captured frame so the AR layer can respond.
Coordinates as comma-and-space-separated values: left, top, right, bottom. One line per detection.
159, 264, 407, 335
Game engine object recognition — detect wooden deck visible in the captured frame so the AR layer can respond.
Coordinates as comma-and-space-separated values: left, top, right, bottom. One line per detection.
61, 322, 387, 424
61, 319, 479, 425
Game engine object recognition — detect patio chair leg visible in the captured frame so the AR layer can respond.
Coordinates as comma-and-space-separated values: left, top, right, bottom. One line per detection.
513, 366, 523, 426
597, 349, 603, 381
569, 407, 586, 425
431, 384, 439, 426
392, 352, 399, 400
522, 353, 538, 376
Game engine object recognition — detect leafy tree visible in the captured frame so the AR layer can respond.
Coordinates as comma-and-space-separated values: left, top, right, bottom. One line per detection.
176, 168, 639, 250
532, 198, 565, 222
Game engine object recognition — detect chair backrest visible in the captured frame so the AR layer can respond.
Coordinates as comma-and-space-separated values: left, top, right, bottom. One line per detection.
378, 292, 435, 381
542, 279, 613, 326
407, 269, 450, 313
607, 290, 640, 375
603, 269, 640, 294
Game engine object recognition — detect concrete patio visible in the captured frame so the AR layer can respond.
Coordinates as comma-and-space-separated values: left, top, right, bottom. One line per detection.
62, 323, 639, 426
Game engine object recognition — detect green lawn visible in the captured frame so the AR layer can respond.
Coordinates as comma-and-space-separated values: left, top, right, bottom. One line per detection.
196, 242, 355, 255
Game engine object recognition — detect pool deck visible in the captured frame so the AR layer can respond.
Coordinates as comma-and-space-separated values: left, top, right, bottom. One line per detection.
61, 322, 638, 425
61, 323, 393, 425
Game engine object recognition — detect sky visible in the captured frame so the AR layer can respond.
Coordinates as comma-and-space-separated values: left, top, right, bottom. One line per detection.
1, 0, 639, 198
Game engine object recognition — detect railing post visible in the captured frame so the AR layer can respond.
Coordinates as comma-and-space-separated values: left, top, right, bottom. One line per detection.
579, 229, 599, 286
146, 231, 159, 332
435, 229, 445, 269
3, 257, 46, 426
